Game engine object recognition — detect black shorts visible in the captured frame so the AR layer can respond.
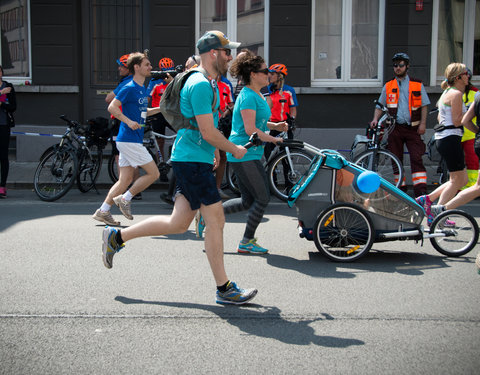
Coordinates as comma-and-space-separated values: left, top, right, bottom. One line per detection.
436, 135, 465, 172
148, 113, 174, 134
171, 161, 221, 210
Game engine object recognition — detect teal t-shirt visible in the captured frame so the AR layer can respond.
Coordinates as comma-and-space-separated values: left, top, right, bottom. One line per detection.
171, 72, 219, 164
227, 86, 271, 162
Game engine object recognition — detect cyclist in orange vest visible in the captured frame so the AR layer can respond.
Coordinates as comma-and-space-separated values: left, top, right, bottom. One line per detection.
370, 53, 430, 197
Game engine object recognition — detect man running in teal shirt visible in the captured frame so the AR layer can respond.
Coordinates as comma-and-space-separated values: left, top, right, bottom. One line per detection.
100, 31, 258, 305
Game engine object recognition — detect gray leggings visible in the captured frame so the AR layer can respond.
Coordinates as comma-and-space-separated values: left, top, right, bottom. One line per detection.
223, 160, 270, 242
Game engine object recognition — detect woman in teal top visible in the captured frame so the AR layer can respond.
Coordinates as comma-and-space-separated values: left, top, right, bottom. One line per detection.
220, 51, 287, 254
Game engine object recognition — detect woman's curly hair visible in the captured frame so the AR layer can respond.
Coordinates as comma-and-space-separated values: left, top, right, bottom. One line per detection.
229, 49, 265, 85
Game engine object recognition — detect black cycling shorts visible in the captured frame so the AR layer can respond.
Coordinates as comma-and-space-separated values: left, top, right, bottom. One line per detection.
436, 135, 465, 172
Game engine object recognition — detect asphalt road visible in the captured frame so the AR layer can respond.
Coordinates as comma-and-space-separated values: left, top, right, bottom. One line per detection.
1, 189, 479, 374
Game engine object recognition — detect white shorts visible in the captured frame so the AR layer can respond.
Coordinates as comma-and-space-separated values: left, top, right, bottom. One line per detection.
116, 142, 153, 168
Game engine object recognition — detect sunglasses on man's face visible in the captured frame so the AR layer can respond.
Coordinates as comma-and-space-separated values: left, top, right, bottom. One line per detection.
254, 68, 269, 75
215, 48, 231, 56
393, 63, 406, 68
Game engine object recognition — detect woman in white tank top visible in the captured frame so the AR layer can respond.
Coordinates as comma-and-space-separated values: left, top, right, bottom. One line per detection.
415, 62, 472, 225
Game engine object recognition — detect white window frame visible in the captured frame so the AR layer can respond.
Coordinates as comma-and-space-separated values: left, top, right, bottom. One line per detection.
430, 0, 478, 86
310, 0, 385, 88
0, 0, 32, 85
195, 0, 270, 63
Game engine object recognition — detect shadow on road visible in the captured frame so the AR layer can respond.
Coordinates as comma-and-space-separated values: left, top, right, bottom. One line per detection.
114, 296, 365, 348
264, 250, 466, 278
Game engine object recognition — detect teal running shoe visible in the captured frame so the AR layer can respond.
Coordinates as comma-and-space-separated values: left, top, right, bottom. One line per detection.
195, 211, 205, 238
102, 226, 124, 269
476, 252, 480, 275
237, 238, 268, 254
216, 281, 258, 305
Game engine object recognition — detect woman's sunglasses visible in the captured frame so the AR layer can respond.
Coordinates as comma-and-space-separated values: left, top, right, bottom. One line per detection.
254, 68, 269, 75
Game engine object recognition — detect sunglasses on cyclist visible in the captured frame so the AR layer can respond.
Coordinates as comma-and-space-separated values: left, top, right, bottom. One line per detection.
254, 68, 269, 75
393, 63, 406, 68
215, 48, 231, 56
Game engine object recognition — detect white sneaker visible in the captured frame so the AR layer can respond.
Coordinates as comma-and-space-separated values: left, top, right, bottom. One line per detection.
92, 209, 120, 226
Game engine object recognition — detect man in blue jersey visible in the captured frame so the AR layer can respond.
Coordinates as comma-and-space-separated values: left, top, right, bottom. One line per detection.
93, 52, 160, 226
100, 31, 258, 305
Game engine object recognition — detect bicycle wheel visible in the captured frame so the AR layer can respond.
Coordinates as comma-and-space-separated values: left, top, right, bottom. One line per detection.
107, 153, 118, 183
225, 162, 240, 195
429, 210, 479, 257
77, 145, 103, 193
267, 149, 312, 201
313, 203, 374, 262
34, 146, 78, 201
353, 149, 404, 188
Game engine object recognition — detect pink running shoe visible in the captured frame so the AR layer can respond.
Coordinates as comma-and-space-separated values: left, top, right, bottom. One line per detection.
416, 195, 433, 224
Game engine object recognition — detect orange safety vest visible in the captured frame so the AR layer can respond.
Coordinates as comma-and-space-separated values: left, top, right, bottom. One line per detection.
385, 78, 423, 126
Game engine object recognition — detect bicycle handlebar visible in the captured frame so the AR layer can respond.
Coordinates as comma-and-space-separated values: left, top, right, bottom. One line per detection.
59, 115, 82, 129
374, 99, 388, 112
243, 133, 262, 149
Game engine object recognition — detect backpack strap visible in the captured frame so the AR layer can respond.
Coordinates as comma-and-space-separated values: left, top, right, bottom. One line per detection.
190, 67, 219, 114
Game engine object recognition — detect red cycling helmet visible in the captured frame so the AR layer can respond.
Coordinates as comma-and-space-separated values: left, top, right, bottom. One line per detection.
159, 57, 174, 71
117, 54, 130, 68
269, 63, 288, 76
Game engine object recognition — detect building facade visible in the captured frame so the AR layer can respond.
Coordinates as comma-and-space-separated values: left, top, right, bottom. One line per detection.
1, 0, 479, 160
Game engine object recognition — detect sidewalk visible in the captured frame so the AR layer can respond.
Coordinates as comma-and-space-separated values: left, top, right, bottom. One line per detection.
6, 159, 441, 193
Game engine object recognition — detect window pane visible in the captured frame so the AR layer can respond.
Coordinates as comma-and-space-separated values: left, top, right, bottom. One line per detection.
474, 1, 480, 75
350, 0, 378, 79
200, 0, 227, 36
91, 0, 142, 86
237, 0, 264, 56
437, 0, 464, 76
0, 0, 30, 78
313, 0, 342, 79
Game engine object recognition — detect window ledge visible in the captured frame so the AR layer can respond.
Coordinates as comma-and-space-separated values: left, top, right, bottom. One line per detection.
294, 87, 382, 94
13, 85, 80, 93
293, 86, 443, 94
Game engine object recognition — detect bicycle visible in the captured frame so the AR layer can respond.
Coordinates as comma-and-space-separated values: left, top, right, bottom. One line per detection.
224, 118, 313, 201
107, 120, 177, 183
33, 115, 110, 201
351, 100, 405, 188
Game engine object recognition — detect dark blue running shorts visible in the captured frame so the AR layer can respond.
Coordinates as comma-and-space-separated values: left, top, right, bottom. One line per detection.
171, 161, 221, 210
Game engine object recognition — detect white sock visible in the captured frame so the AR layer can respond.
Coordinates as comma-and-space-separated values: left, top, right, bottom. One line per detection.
100, 203, 111, 212
122, 190, 133, 202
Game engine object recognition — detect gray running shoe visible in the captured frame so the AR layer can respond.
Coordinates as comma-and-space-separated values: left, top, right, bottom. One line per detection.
113, 195, 133, 220
92, 209, 120, 226
102, 226, 124, 269
216, 281, 258, 305
431, 204, 445, 218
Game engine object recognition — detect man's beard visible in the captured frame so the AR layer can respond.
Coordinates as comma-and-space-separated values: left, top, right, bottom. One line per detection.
395, 70, 407, 78
214, 55, 227, 76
